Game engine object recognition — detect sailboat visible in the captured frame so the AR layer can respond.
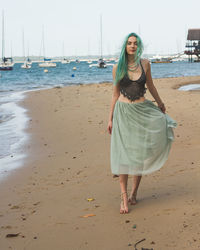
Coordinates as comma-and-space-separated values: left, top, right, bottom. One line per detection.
39, 58, 56, 68
38, 27, 56, 68
21, 30, 31, 69
26, 42, 32, 65
89, 15, 106, 68
61, 57, 70, 64
0, 11, 14, 71
98, 15, 106, 68
62, 58, 70, 64
21, 61, 31, 69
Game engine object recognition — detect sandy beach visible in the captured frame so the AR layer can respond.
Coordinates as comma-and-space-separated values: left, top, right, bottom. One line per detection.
0, 76, 200, 250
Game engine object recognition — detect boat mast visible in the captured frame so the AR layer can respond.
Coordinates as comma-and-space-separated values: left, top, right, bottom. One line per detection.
27, 41, 29, 58
2, 10, 5, 60
88, 38, 90, 58
10, 41, 12, 58
22, 28, 25, 60
62, 41, 64, 58
42, 26, 45, 58
100, 14, 103, 59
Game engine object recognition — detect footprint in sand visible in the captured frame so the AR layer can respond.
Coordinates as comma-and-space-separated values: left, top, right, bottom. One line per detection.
1, 225, 12, 229
33, 202, 40, 206
162, 208, 176, 215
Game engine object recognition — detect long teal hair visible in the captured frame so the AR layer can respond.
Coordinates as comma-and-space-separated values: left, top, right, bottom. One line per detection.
114, 32, 144, 85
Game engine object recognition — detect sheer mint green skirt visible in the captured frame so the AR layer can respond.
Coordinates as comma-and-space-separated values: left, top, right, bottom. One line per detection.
111, 100, 177, 175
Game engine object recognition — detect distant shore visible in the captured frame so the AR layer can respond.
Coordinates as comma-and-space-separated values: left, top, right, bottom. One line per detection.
0, 76, 200, 250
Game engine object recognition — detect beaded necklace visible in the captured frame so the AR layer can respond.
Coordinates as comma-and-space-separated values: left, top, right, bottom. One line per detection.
127, 62, 139, 72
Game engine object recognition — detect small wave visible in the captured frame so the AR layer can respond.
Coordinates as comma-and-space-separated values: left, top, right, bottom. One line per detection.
30, 86, 42, 89
0, 114, 14, 123
0, 89, 14, 93
0, 91, 29, 175
179, 84, 200, 91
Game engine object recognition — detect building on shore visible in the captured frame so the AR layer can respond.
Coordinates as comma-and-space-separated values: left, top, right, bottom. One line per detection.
185, 29, 200, 62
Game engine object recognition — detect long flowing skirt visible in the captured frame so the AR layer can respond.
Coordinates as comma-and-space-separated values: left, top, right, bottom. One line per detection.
110, 99, 177, 175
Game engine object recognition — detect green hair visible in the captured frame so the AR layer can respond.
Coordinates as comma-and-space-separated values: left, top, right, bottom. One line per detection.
114, 32, 144, 85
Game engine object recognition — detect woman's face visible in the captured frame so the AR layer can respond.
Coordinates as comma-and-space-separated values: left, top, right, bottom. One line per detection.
126, 36, 137, 55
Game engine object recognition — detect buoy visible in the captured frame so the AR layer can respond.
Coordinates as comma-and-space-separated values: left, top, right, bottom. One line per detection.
73, 67, 77, 70
71, 74, 75, 77
44, 69, 48, 73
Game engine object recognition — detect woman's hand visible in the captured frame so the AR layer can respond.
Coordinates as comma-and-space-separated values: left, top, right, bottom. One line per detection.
107, 120, 113, 134
158, 103, 166, 113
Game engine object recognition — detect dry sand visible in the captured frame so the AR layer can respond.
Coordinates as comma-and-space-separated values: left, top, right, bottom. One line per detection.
0, 76, 200, 250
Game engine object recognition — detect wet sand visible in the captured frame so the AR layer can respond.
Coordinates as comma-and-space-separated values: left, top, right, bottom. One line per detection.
0, 76, 200, 250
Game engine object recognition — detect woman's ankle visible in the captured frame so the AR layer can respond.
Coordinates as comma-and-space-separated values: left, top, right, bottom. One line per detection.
130, 190, 137, 197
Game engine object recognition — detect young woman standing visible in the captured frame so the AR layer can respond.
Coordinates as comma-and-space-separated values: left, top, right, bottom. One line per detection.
107, 33, 177, 214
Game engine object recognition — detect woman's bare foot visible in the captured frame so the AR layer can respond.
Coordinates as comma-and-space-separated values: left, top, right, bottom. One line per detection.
120, 192, 129, 214
128, 192, 137, 205
113, 175, 119, 178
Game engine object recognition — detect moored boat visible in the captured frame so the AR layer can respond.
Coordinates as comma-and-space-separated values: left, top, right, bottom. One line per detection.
21, 30, 32, 69
97, 15, 107, 68
21, 62, 31, 69
0, 58, 14, 70
38, 28, 56, 68
0, 11, 14, 71
97, 58, 107, 68
151, 58, 172, 63
61, 57, 70, 64
39, 58, 56, 68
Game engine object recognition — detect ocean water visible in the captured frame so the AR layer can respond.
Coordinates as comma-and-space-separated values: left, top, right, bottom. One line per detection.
0, 60, 200, 175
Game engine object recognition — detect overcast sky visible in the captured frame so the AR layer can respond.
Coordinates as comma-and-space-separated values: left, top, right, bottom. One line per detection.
1, 0, 200, 57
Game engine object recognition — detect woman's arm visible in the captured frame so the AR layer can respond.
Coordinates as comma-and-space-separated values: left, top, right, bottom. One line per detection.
145, 60, 166, 113
107, 65, 120, 134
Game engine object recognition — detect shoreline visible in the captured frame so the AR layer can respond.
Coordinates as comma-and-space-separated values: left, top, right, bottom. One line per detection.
0, 76, 200, 249
0, 91, 29, 179
0, 74, 199, 174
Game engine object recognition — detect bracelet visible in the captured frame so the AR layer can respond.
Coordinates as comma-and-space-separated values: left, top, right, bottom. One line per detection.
158, 102, 165, 108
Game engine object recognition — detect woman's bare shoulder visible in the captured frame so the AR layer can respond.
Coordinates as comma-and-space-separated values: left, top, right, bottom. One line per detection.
141, 58, 150, 65
141, 58, 151, 72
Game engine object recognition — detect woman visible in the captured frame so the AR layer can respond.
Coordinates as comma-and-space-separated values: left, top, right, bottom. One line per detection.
107, 33, 177, 214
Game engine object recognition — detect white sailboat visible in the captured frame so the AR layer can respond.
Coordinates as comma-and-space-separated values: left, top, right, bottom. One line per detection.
98, 15, 106, 68
21, 29, 31, 69
21, 61, 31, 69
38, 28, 56, 68
26, 42, 32, 65
0, 11, 14, 71
89, 15, 107, 68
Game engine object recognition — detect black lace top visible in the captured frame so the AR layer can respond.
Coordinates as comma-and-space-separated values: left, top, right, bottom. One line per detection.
119, 62, 147, 101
